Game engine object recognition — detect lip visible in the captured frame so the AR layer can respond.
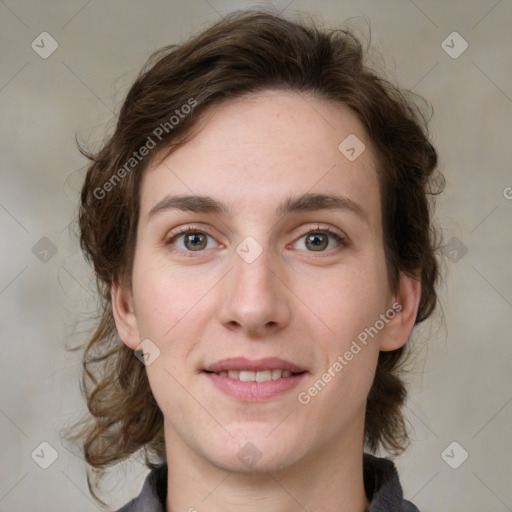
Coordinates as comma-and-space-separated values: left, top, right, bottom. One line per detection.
204, 371, 307, 402
203, 357, 307, 373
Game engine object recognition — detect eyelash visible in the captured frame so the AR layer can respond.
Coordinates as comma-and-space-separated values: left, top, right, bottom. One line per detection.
163, 224, 348, 257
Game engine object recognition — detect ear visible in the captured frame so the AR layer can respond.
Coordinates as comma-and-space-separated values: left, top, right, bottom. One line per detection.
379, 272, 421, 351
111, 278, 141, 350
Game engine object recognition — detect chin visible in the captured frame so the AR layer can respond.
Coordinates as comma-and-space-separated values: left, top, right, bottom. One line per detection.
204, 434, 305, 474
211, 452, 299, 475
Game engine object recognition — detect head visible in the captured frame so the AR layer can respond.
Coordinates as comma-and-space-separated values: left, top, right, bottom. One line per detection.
68, 10, 442, 504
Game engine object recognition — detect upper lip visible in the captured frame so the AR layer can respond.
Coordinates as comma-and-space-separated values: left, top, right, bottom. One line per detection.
203, 357, 307, 373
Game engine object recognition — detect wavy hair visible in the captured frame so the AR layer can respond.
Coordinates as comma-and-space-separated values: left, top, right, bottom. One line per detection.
63, 9, 444, 506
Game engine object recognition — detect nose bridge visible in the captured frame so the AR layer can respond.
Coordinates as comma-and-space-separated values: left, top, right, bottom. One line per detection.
219, 232, 289, 333
232, 233, 276, 300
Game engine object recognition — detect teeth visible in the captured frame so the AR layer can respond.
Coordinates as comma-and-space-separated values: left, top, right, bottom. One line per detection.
271, 369, 282, 380
255, 370, 272, 382
239, 370, 256, 382
218, 369, 294, 381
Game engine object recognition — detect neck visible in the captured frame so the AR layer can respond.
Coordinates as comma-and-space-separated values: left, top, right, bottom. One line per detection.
164, 423, 370, 512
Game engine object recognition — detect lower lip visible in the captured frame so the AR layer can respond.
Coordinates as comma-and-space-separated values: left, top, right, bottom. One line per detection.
203, 372, 307, 401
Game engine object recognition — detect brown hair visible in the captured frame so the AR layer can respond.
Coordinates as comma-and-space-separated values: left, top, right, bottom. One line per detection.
63, 9, 444, 506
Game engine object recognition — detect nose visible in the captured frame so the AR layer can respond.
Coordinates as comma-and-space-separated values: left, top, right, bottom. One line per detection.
217, 241, 292, 337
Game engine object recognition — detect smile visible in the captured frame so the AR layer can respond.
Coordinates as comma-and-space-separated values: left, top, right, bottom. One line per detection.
215, 369, 298, 381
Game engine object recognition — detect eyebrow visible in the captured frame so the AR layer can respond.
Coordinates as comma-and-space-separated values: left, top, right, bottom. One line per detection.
147, 192, 369, 225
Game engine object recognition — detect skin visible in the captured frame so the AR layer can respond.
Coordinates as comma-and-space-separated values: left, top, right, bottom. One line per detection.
112, 90, 420, 512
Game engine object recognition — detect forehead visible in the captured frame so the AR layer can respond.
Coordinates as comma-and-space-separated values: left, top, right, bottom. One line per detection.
140, 90, 381, 232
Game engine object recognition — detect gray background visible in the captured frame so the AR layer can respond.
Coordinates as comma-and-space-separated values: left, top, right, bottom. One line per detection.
1, 0, 511, 510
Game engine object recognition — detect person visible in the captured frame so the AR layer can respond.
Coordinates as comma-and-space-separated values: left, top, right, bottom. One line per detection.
64, 9, 444, 512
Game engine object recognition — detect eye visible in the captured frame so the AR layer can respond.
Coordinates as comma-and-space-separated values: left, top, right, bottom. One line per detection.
164, 224, 348, 256
164, 226, 219, 254
292, 226, 347, 252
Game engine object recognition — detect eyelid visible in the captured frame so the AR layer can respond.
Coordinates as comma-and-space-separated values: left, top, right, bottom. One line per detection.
295, 223, 347, 242
289, 224, 349, 252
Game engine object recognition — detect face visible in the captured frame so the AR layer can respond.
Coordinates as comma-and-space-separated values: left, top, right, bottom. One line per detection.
112, 90, 419, 474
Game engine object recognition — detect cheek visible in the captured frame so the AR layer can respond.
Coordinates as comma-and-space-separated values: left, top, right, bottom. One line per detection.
131, 254, 211, 339
131, 256, 214, 395
311, 263, 388, 335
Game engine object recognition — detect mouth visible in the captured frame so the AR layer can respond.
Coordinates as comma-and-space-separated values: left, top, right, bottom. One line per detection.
202, 357, 308, 401
203, 356, 307, 374
203, 368, 306, 382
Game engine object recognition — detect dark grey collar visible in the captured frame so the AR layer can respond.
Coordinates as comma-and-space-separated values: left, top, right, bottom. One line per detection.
362, 453, 420, 511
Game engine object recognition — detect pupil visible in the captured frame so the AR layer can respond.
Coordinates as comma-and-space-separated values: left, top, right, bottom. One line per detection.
307, 233, 326, 250
187, 233, 206, 250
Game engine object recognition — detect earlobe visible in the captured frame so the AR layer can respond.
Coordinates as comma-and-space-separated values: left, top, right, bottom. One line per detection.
379, 272, 421, 352
111, 278, 141, 350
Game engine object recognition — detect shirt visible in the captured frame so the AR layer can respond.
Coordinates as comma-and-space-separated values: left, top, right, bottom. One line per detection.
113, 453, 420, 512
